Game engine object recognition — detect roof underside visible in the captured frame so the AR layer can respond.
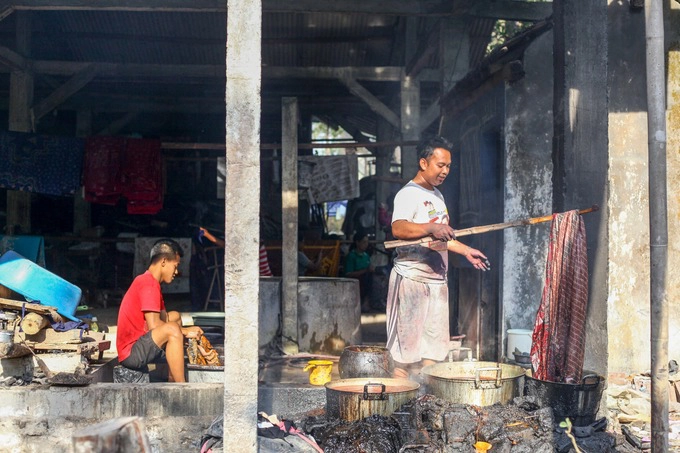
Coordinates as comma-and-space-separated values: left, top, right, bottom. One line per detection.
0, 1, 550, 142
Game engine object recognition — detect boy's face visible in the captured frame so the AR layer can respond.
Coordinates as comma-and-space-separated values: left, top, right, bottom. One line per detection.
161, 254, 181, 284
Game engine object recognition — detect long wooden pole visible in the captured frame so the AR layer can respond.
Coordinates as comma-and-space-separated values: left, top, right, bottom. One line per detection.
384, 205, 599, 249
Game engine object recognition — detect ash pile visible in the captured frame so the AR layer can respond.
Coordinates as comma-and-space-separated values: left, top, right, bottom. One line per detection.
303, 395, 631, 452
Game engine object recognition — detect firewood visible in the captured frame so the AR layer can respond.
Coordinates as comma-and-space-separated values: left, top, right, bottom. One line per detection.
20, 312, 49, 335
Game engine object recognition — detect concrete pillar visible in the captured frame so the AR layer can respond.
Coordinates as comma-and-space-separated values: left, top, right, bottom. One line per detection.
400, 74, 420, 180
553, 0, 608, 374
502, 32, 554, 334
374, 118, 396, 243
74, 109, 93, 235
667, 0, 680, 378
224, 0, 261, 450
281, 97, 299, 354
6, 11, 33, 234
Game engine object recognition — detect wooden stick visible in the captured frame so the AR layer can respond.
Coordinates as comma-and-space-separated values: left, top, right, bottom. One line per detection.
384, 205, 599, 249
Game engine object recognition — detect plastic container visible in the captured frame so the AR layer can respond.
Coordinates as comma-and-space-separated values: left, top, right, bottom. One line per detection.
506, 328, 533, 358
0, 251, 82, 321
303, 359, 334, 385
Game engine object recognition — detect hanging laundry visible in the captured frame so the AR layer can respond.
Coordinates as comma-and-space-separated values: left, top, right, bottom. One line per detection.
0, 130, 83, 196
530, 209, 589, 383
82, 136, 164, 213
83, 136, 126, 205
121, 138, 163, 214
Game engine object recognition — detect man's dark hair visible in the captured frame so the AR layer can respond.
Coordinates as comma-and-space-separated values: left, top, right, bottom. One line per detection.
417, 135, 453, 162
149, 238, 184, 265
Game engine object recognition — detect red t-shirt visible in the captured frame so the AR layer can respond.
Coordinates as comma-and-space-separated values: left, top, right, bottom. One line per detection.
116, 271, 166, 362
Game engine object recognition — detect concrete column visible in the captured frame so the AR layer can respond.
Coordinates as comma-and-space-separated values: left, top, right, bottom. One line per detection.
6, 11, 33, 234
374, 118, 397, 243
281, 97, 299, 354
400, 18, 419, 179
400, 73, 420, 180
224, 0, 261, 450
502, 32, 554, 334
667, 0, 680, 382
74, 109, 93, 235
553, 0, 608, 374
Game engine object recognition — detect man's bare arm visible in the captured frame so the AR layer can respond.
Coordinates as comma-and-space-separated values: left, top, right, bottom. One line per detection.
392, 219, 456, 241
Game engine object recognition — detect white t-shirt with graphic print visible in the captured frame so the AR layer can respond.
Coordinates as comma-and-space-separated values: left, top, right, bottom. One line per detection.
391, 181, 449, 283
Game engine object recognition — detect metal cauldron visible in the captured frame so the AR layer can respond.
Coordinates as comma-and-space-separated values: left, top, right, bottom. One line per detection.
325, 377, 419, 421
338, 345, 394, 379
422, 361, 525, 406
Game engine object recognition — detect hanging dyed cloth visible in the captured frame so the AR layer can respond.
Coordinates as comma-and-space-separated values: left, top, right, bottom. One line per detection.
0, 130, 83, 196
530, 210, 589, 383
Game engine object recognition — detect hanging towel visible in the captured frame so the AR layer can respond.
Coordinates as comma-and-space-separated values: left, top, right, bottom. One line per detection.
530, 210, 589, 383
0, 130, 83, 196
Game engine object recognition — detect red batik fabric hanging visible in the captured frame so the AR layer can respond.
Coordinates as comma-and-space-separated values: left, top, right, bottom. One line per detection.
530, 210, 589, 383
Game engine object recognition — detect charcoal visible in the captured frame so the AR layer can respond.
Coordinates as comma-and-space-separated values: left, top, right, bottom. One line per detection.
534, 407, 554, 434
442, 409, 477, 444
318, 415, 401, 453
477, 414, 504, 441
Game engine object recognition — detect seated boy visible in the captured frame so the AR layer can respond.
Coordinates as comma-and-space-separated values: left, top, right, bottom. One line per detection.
116, 238, 203, 382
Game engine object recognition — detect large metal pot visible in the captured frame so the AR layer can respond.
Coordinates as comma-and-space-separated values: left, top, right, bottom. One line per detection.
325, 377, 419, 421
422, 361, 525, 406
338, 345, 394, 379
524, 370, 605, 426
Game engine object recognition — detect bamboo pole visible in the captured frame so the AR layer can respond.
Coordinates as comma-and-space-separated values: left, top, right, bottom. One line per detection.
384, 205, 599, 249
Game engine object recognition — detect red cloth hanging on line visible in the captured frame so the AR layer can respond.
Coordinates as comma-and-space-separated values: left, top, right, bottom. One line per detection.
530, 209, 589, 383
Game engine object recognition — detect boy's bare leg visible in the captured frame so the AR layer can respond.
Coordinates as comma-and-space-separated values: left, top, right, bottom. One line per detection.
151, 322, 186, 382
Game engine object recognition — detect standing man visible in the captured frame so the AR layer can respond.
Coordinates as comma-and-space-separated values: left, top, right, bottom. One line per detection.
117, 238, 203, 382
387, 136, 489, 379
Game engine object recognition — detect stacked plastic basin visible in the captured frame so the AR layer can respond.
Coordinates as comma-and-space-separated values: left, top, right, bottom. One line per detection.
0, 250, 81, 321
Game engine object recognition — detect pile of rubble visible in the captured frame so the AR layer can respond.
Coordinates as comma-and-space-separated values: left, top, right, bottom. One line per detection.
302, 395, 637, 453
0, 299, 109, 387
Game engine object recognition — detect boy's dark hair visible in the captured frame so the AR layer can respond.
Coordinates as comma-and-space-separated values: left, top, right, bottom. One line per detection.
149, 238, 184, 265
416, 135, 453, 162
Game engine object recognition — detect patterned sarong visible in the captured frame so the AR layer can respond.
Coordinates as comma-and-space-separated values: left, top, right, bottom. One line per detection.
530, 210, 589, 383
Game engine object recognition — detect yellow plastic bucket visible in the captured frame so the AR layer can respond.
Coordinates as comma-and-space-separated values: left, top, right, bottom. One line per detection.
303, 360, 334, 385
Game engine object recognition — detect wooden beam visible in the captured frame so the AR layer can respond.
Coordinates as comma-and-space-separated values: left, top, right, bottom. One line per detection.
405, 19, 441, 78
0, 6, 14, 22
0, 61, 439, 82
10, 0, 449, 15
10, 0, 551, 20
420, 96, 440, 133
469, 0, 553, 22
31, 63, 98, 120
0, 45, 28, 72
339, 75, 400, 128
96, 111, 139, 136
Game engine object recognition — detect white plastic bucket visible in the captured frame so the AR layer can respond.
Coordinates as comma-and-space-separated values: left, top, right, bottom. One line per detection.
506, 329, 533, 358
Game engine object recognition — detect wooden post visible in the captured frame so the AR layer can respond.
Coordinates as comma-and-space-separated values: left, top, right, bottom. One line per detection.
74, 109, 93, 235
7, 11, 33, 234
224, 0, 261, 451
281, 97, 299, 355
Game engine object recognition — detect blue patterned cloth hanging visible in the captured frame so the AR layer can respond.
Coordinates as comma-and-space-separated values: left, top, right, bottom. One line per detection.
0, 130, 83, 196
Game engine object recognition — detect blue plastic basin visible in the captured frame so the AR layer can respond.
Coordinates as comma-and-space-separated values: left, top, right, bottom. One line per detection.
0, 250, 82, 321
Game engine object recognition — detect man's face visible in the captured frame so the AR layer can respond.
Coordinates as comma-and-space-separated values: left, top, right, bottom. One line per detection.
419, 147, 451, 188
162, 255, 181, 284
